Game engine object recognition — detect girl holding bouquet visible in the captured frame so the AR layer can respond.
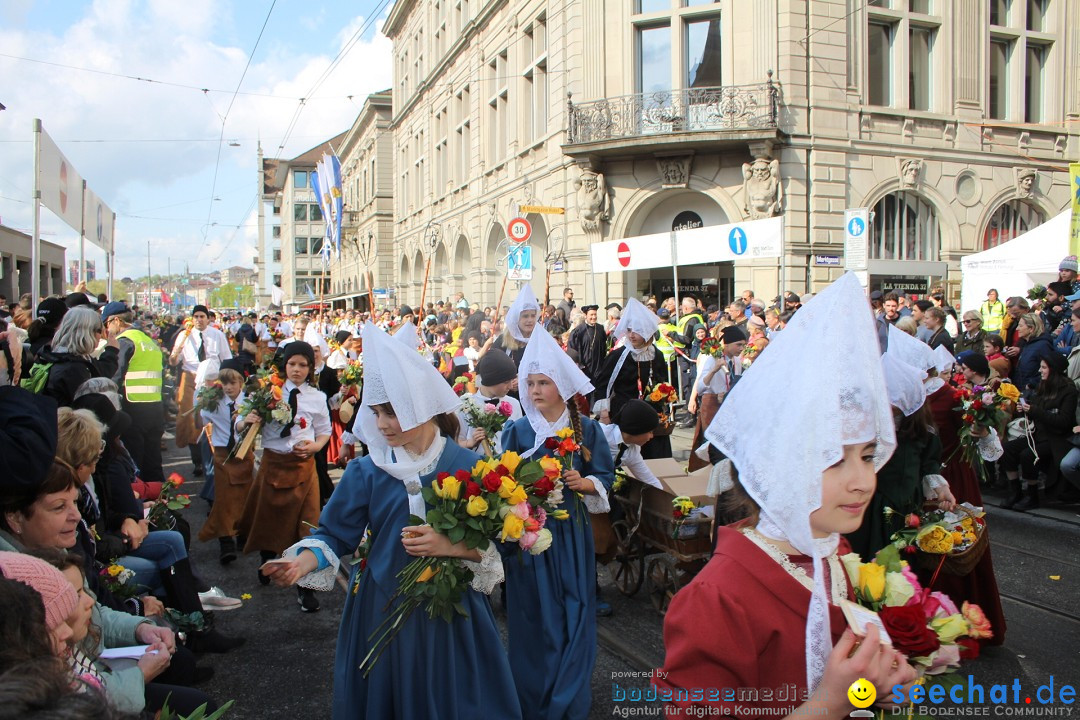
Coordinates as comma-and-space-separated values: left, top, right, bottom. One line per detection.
457, 351, 523, 454
238, 341, 330, 613
593, 298, 673, 459
259, 322, 520, 719
499, 327, 615, 720
490, 282, 541, 371
657, 273, 918, 718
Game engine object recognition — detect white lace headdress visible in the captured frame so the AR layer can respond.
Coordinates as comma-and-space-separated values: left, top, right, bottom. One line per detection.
882, 352, 927, 417
356, 321, 461, 518
303, 324, 329, 360
885, 325, 943, 395
393, 320, 422, 349
505, 281, 541, 343
517, 324, 594, 458
704, 272, 896, 694
932, 344, 955, 376
612, 297, 661, 343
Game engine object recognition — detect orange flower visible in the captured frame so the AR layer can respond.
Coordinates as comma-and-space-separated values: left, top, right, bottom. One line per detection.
271, 385, 283, 401
269, 374, 285, 387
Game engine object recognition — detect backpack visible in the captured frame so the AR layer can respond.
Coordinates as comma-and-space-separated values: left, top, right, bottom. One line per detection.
19, 362, 53, 394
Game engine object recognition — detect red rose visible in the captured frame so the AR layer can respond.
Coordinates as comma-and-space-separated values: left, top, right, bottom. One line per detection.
495, 464, 510, 477
453, 383, 465, 394
879, 605, 941, 658
904, 545, 917, 555
168, 473, 185, 485
972, 400, 983, 411
673, 509, 684, 519
957, 637, 980, 661
455, 469, 472, 484
544, 438, 559, 450
533, 477, 554, 497
465, 480, 482, 498
482, 472, 502, 493
905, 513, 920, 528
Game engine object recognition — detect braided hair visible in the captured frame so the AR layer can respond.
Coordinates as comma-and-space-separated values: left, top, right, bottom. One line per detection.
565, 396, 592, 462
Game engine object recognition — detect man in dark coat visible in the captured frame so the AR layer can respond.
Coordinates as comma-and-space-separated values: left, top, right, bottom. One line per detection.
567, 305, 607, 391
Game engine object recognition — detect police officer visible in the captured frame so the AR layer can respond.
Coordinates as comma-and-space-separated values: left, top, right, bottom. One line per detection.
104, 300, 166, 484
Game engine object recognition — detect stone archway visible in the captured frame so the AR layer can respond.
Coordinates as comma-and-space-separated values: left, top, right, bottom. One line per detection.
452, 234, 473, 296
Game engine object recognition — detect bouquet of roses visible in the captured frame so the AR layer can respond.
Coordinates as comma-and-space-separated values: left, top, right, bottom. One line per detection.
698, 337, 723, 357
950, 380, 1016, 479
185, 380, 225, 416
843, 545, 992, 683
740, 343, 760, 369
451, 371, 477, 396
98, 560, 140, 599
360, 451, 560, 676
644, 382, 678, 426
671, 495, 699, 539
229, 371, 292, 460
461, 397, 514, 455
147, 473, 191, 528
887, 503, 985, 559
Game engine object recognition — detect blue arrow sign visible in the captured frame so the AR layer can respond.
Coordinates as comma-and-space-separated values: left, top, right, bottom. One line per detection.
729, 226, 748, 255
848, 217, 865, 237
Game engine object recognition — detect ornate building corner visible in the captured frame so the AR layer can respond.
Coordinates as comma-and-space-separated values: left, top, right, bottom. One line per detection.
574, 168, 611, 234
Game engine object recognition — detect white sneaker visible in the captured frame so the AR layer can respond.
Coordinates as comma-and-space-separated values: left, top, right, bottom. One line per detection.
199, 586, 243, 611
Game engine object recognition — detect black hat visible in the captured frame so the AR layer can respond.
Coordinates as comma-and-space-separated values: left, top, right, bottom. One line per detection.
605, 303, 622, 311
784, 292, 801, 304
192, 305, 209, 317
476, 350, 516, 387
706, 304, 719, 314
869, 290, 884, 301
399, 305, 414, 317
955, 351, 989, 377
72, 393, 131, 444
220, 358, 245, 374
36, 297, 68, 327
1044, 351, 1068, 376
335, 330, 352, 345
282, 340, 315, 370
0, 387, 59, 491
63, 292, 94, 309
720, 325, 747, 344
617, 399, 660, 436
581, 305, 599, 313
246, 311, 257, 318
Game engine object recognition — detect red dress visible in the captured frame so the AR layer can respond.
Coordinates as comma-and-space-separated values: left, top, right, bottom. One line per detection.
926, 386, 1007, 645
655, 526, 851, 717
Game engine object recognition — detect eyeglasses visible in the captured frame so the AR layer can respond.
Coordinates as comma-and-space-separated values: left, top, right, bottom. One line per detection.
962, 320, 976, 324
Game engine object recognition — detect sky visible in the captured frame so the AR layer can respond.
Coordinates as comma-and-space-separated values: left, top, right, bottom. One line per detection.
0, 0, 394, 281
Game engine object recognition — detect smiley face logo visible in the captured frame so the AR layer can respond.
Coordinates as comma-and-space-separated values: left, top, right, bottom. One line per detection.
847, 678, 876, 708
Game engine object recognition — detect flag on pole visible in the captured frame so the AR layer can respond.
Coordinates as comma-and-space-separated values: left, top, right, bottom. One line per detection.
270, 285, 285, 307
329, 154, 343, 258
321, 238, 332, 268
160, 290, 172, 305
304, 283, 316, 301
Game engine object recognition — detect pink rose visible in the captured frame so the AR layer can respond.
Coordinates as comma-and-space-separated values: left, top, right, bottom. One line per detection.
900, 564, 923, 604
498, 401, 513, 417
929, 591, 959, 618
981, 392, 995, 405
924, 643, 961, 675
483, 403, 497, 413
962, 601, 993, 640
511, 503, 531, 520
519, 531, 539, 551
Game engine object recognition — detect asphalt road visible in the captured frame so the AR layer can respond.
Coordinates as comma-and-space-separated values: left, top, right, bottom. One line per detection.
170, 426, 1080, 719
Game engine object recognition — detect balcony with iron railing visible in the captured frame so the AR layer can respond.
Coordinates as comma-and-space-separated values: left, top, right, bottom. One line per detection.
564, 73, 781, 158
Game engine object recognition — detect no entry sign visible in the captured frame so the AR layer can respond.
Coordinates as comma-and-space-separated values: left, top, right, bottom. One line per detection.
617, 242, 631, 267
508, 217, 532, 243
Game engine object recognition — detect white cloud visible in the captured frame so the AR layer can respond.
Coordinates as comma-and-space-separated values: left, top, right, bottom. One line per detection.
0, 1, 392, 282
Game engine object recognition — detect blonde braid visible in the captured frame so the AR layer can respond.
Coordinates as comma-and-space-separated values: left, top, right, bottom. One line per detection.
566, 398, 592, 462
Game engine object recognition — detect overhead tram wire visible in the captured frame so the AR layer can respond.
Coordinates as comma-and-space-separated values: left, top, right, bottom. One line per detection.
198, 0, 278, 255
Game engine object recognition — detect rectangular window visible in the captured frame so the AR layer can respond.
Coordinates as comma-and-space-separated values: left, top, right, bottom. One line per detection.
1025, 43, 1045, 123
908, 27, 933, 110
294, 237, 308, 255
370, 159, 376, 196
638, 0, 670, 12
293, 170, 309, 189
989, 39, 1010, 119
867, 22, 892, 106
1026, 0, 1047, 30
686, 18, 722, 87
685, 0, 720, 5
272, 249, 281, 262
294, 204, 308, 222
524, 18, 548, 140
310, 204, 323, 222
487, 52, 508, 163
273, 274, 281, 287
989, 0, 1010, 26
638, 25, 671, 93
310, 238, 323, 256
272, 225, 281, 238
908, 0, 931, 13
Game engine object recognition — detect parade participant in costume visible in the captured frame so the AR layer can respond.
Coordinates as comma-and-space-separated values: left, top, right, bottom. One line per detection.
567, 305, 608, 389
593, 298, 672, 459
196, 361, 254, 564
499, 327, 615, 720
657, 273, 917, 718
490, 281, 541, 369
686, 325, 747, 471
457, 350, 523, 454
845, 353, 954, 561
239, 341, 330, 613
260, 322, 519, 720
306, 326, 337, 506
325, 331, 355, 467
169, 305, 232, 476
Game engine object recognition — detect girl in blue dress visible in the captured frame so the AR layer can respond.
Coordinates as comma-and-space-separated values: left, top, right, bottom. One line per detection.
261, 321, 520, 720
499, 326, 615, 720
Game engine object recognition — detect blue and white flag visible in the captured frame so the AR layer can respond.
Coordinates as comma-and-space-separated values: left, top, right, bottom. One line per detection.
304, 282, 317, 301
328, 154, 343, 258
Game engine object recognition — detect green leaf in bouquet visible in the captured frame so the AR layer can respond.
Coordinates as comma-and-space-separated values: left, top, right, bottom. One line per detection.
454, 602, 468, 617
874, 544, 902, 573
515, 461, 545, 486
425, 508, 444, 525
466, 518, 482, 531
407, 514, 425, 526
442, 513, 458, 528
448, 525, 466, 544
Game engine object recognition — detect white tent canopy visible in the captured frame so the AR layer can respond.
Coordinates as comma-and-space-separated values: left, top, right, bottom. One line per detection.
960, 209, 1071, 312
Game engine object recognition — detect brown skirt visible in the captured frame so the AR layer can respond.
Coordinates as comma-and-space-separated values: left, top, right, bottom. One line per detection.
688, 393, 721, 472
174, 371, 203, 449
239, 449, 320, 555
198, 448, 255, 541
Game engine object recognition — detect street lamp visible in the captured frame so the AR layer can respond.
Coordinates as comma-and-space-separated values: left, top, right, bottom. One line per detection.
418, 222, 441, 312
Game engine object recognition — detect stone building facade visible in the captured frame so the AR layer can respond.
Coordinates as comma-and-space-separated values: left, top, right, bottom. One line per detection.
378, 0, 1078, 309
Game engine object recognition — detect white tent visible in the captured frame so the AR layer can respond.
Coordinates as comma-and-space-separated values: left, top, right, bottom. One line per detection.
960, 209, 1071, 312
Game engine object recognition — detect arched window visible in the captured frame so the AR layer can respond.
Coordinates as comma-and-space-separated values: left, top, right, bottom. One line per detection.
870, 191, 940, 261
983, 200, 1044, 250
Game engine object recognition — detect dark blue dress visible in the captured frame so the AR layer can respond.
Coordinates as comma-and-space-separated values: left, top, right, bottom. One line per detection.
309, 440, 521, 720
499, 417, 615, 720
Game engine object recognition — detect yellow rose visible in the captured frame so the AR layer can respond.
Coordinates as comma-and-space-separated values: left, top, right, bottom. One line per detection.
499, 451, 523, 475
108, 565, 123, 577
507, 486, 528, 505
417, 565, 439, 583
857, 562, 886, 602
997, 382, 1020, 403
437, 475, 462, 501
648, 390, 663, 402
930, 614, 969, 644
466, 495, 489, 517
916, 525, 954, 554
498, 477, 519, 499
501, 514, 525, 541
883, 571, 915, 607
538, 455, 562, 478
471, 459, 495, 477
550, 509, 570, 520
555, 427, 575, 439
951, 531, 964, 545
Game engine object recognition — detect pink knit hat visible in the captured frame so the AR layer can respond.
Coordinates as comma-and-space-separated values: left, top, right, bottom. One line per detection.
0, 551, 78, 630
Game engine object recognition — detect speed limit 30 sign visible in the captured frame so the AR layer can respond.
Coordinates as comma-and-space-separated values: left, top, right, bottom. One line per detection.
507, 217, 532, 243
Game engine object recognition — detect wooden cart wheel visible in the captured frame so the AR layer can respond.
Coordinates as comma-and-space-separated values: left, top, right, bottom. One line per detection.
610, 520, 645, 597
647, 556, 683, 615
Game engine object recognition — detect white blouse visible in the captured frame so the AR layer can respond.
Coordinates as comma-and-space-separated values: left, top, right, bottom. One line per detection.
260, 380, 332, 455
202, 391, 244, 449
172, 327, 232, 373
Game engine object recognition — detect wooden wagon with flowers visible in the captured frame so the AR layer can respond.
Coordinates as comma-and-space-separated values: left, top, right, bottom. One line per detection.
608, 459, 715, 614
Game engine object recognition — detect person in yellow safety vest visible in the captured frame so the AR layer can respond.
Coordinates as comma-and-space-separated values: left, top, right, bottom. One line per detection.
659, 297, 706, 423
655, 309, 678, 363
979, 288, 1006, 334
103, 301, 166, 485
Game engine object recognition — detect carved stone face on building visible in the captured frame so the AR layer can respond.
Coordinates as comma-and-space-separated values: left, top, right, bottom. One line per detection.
901, 159, 921, 186
1017, 169, 1036, 196
751, 160, 771, 179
